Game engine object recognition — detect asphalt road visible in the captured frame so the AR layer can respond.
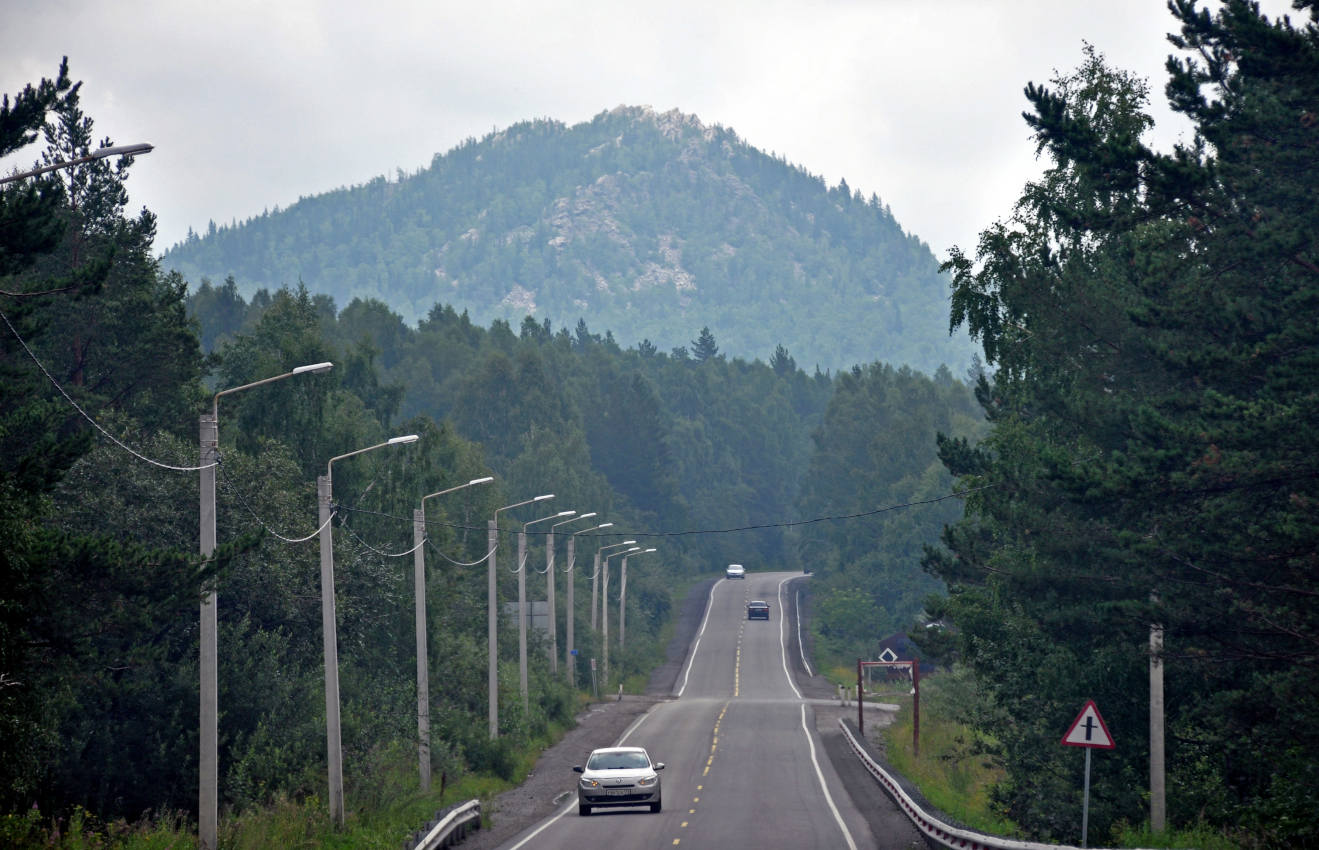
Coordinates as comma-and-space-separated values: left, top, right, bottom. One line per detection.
493, 571, 925, 850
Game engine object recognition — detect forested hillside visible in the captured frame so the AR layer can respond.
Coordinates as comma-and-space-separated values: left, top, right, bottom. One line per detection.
162, 106, 977, 375
1, 61, 980, 843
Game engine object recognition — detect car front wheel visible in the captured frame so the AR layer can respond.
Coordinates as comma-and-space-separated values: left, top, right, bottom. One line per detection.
650, 797, 662, 813
579, 803, 590, 816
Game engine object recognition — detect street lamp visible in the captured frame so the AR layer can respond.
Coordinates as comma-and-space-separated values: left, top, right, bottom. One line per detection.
546, 513, 595, 676
602, 546, 641, 687
413, 475, 493, 791
318, 433, 419, 828
199, 361, 332, 850
0, 142, 154, 185
592, 539, 636, 632
518, 510, 575, 710
488, 494, 553, 738
619, 548, 658, 652
565, 522, 611, 685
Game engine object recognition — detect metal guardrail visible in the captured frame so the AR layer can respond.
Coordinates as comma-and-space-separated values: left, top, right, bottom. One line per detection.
405, 798, 481, 850
837, 718, 1153, 850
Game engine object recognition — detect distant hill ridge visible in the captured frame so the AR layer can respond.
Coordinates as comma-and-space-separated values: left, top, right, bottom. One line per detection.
163, 105, 976, 374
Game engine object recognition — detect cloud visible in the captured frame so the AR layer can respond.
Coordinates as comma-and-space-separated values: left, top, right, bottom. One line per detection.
0, 0, 1298, 260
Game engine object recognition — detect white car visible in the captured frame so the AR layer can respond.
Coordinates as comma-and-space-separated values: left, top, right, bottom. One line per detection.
574, 746, 665, 815
726, 563, 745, 579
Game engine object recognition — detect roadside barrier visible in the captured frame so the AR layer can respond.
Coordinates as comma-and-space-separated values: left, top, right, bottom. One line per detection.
837, 719, 1152, 850
404, 798, 481, 850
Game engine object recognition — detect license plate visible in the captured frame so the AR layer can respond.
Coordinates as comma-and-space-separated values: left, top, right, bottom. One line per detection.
605, 788, 632, 796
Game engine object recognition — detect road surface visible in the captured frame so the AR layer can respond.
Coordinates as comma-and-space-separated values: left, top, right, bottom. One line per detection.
495, 571, 923, 849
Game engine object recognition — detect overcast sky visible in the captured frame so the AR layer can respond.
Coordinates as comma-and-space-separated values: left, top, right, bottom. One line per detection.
1, 0, 1298, 268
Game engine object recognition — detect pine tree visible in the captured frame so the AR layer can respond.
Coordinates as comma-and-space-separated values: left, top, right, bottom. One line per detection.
690, 326, 719, 362
928, 5, 1319, 842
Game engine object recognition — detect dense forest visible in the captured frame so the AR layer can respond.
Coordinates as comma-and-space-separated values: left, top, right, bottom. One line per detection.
0, 60, 978, 844
3, 2, 1315, 847
161, 105, 977, 376
919, 3, 1319, 847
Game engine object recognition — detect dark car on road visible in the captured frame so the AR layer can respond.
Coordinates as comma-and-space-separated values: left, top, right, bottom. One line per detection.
747, 601, 770, 620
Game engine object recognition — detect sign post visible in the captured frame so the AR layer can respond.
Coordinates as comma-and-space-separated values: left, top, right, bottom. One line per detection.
1061, 700, 1115, 848
858, 658, 920, 756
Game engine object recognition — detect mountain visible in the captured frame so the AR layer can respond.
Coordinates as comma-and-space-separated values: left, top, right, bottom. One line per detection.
162, 105, 976, 374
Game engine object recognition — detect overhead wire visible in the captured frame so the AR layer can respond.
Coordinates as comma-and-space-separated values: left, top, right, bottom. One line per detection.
334, 484, 994, 543
217, 463, 330, 544
1, 305, 216, 473
5, 301, 996, 555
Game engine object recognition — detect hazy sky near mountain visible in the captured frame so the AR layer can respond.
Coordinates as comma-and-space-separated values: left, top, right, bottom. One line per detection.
1, 0, 1299, 261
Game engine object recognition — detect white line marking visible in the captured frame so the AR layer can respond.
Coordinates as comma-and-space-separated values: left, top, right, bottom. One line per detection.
505, 692, 658, 849
796, 586, 814, 676
677, 578, 721, 698
776, 577, 803, 700
617, 707, 651, 745
800, 703, 858, 850
505, 791, 574, 848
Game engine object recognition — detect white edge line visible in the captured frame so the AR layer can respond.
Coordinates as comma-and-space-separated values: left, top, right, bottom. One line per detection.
801, 703, 858, 850
776, 576, 803, 700
505, 694, 659, 850
796, 585, 814, 676
676, 577, 722, 698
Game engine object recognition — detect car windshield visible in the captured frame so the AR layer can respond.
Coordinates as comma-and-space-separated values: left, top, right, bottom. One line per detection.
587, 751, 650, 770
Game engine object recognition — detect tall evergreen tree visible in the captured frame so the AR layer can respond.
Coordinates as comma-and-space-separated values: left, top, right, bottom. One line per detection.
690, 326, 720, 362
928, 5, 1319, 844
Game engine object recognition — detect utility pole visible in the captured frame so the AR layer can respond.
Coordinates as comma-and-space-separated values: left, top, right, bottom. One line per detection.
1150, 593, 1166, 833
198, 415, 217, 850
487, 517, 499, 739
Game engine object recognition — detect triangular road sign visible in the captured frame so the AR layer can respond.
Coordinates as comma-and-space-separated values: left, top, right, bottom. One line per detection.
1061, 700, 1115, 749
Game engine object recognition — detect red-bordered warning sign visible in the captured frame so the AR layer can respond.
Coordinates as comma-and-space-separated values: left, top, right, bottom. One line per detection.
1061, 700, 1115, 749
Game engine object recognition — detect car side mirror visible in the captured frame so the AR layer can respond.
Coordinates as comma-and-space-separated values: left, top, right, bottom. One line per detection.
573, 766, 584, 773
655, 763, 665, 770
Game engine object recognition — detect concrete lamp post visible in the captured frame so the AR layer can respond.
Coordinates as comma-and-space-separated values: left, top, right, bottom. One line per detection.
488, 494, 553, 738
591, 539, 636, 632
318, 433, 419, 828
619, 548, 658, 652
601, 546, 641, 687
199, 361, 332, 850
564, 522, 611, 685
413, 475, 493, 791
518, 510, 575, 711
546, 513, 596, 677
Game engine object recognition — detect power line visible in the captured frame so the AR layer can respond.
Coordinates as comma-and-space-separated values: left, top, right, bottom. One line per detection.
334, 484, 994, 541
217, 464, 329, 544
0, 306, 215, 473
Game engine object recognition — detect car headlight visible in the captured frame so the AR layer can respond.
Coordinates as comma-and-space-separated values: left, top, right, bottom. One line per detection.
580, 778, 600, 788
637, 775, 658, 787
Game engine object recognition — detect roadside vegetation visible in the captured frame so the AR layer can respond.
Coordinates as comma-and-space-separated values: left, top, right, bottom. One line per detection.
876, 668, 1255, 850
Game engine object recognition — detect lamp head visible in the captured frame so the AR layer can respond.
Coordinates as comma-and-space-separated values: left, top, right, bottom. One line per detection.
293, 361, 334, 375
